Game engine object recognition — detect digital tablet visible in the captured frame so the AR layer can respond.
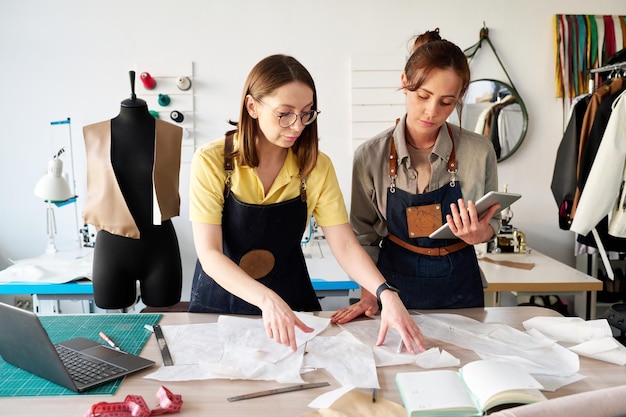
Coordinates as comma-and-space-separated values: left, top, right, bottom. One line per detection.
428, 191, 522, 239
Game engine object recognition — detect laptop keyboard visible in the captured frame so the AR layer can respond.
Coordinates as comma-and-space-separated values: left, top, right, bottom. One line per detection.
55, 345, 125, 385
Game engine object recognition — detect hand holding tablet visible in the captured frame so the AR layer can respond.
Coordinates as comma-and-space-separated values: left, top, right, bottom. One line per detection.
429, 191, 522, 239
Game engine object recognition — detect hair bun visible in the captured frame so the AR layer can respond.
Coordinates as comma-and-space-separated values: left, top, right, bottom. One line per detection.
412, 28, 442, 52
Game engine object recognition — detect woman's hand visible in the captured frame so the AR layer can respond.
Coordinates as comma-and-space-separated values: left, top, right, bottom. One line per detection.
320, 222, 425, 352
447, 198, 499, 245
377, 290, 426, 354
330, 289, 379, 324
261, 295, 314, 351
332, 289, 426, 354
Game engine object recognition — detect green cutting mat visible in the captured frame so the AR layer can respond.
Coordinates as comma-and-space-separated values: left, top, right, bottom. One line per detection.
0, 313, 162, 397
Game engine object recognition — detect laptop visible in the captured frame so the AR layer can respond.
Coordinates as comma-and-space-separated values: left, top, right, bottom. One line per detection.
0, 302, 154, 392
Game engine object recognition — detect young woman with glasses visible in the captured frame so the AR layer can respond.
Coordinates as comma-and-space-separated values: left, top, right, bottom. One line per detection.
188, 54, 425, 353
331, 30, 500, 325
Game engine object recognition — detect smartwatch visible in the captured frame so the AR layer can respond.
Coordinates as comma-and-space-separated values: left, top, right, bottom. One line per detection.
375, 282, 400, 304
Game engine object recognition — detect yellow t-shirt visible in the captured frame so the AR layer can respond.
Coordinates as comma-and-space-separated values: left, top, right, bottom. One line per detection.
189, 137, 348, 227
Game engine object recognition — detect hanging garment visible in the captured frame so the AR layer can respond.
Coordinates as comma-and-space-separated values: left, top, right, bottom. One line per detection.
571, 89, 626, 240
571, 77, 626, 220
574, 81, 626, 251
614, 16, 624, 52
551, 94, 591, 230
605, 16, 617, 59
485, 96, 521, 159
577, 79, 626, 193
496, 101, 523, 157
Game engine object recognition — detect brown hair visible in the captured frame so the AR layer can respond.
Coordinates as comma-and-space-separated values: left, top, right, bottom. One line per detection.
404, 32, 471, 113
228, 54, 319, 178
411, 28, 442, 53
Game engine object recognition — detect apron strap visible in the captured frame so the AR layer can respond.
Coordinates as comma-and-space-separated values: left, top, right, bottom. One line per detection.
445, 123, 458, 187
389, 138, 398, 193
445, 123, 457, 172
388, 233, 468, 256
222, 131, 307, 202
388, 121, 458, 190
299, 177, 307, 202
224, 132, 235, 198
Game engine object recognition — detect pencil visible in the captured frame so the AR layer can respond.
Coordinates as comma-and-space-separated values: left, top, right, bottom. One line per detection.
99, 331, 120, 350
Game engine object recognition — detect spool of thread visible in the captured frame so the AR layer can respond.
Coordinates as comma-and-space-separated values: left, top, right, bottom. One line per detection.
149, 110, 160, 119
176, 76, 192, 91
170, 110, 184, 123
158, 94, 171, 106
140, 72, 156, 89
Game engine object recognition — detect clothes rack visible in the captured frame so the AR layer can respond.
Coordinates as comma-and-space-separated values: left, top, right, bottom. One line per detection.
590, 61, 626, 74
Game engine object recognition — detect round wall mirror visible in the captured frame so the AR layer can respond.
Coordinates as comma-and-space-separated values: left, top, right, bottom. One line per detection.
448, 79, 528, 162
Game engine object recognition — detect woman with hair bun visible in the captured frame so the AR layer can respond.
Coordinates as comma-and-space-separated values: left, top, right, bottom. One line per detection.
333, 30, 500, 324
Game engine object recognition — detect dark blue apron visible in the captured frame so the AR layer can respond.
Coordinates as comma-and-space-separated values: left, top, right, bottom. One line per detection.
189, 134, 320, 314
376, 124, 484, 309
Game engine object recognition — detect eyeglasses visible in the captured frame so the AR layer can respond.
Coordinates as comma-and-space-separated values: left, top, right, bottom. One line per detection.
252, 96, 320, 128
273, 109, 320, 128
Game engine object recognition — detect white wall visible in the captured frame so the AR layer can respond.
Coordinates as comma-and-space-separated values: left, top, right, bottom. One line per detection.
1, 0, 623, 301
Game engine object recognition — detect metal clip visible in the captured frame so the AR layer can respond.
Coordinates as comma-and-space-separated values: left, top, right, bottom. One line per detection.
224, 171, 232, 198
448, 169, 458, 188
300, 177, 308, 201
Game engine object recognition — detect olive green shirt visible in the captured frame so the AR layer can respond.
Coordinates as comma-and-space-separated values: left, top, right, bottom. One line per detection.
350, 114, 499, 263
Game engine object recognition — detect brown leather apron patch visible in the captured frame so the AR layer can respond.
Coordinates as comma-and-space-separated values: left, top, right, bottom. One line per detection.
406, 204, 442, 238
239, 249, 275, 279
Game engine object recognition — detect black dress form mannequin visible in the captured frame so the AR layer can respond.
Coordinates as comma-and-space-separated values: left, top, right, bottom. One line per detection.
87, 72, 182, 309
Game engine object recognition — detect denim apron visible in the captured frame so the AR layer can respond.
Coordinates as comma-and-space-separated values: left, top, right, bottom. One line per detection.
188, 134, 321, 314
377, 124, 484, 309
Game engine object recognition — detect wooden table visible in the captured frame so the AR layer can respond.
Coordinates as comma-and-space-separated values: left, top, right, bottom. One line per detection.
480, 249, 603, 319
1, 307, 624, 416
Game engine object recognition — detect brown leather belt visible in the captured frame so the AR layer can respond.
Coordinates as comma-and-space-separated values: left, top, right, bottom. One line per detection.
387, 233, 469, 256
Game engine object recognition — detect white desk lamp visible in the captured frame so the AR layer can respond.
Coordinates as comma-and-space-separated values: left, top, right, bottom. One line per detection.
33, 151, 74, 254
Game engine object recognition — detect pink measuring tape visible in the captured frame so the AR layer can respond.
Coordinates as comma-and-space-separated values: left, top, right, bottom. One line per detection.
84, 386, 182, 417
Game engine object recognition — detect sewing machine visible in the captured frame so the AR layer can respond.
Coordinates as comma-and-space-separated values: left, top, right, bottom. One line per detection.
493, 204, 526, 254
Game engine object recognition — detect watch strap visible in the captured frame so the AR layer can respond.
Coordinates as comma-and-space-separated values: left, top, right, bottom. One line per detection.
375, 282, 399, 303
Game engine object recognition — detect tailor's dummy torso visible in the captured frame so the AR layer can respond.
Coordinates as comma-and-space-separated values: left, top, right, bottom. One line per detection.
86, 96, 183, 310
